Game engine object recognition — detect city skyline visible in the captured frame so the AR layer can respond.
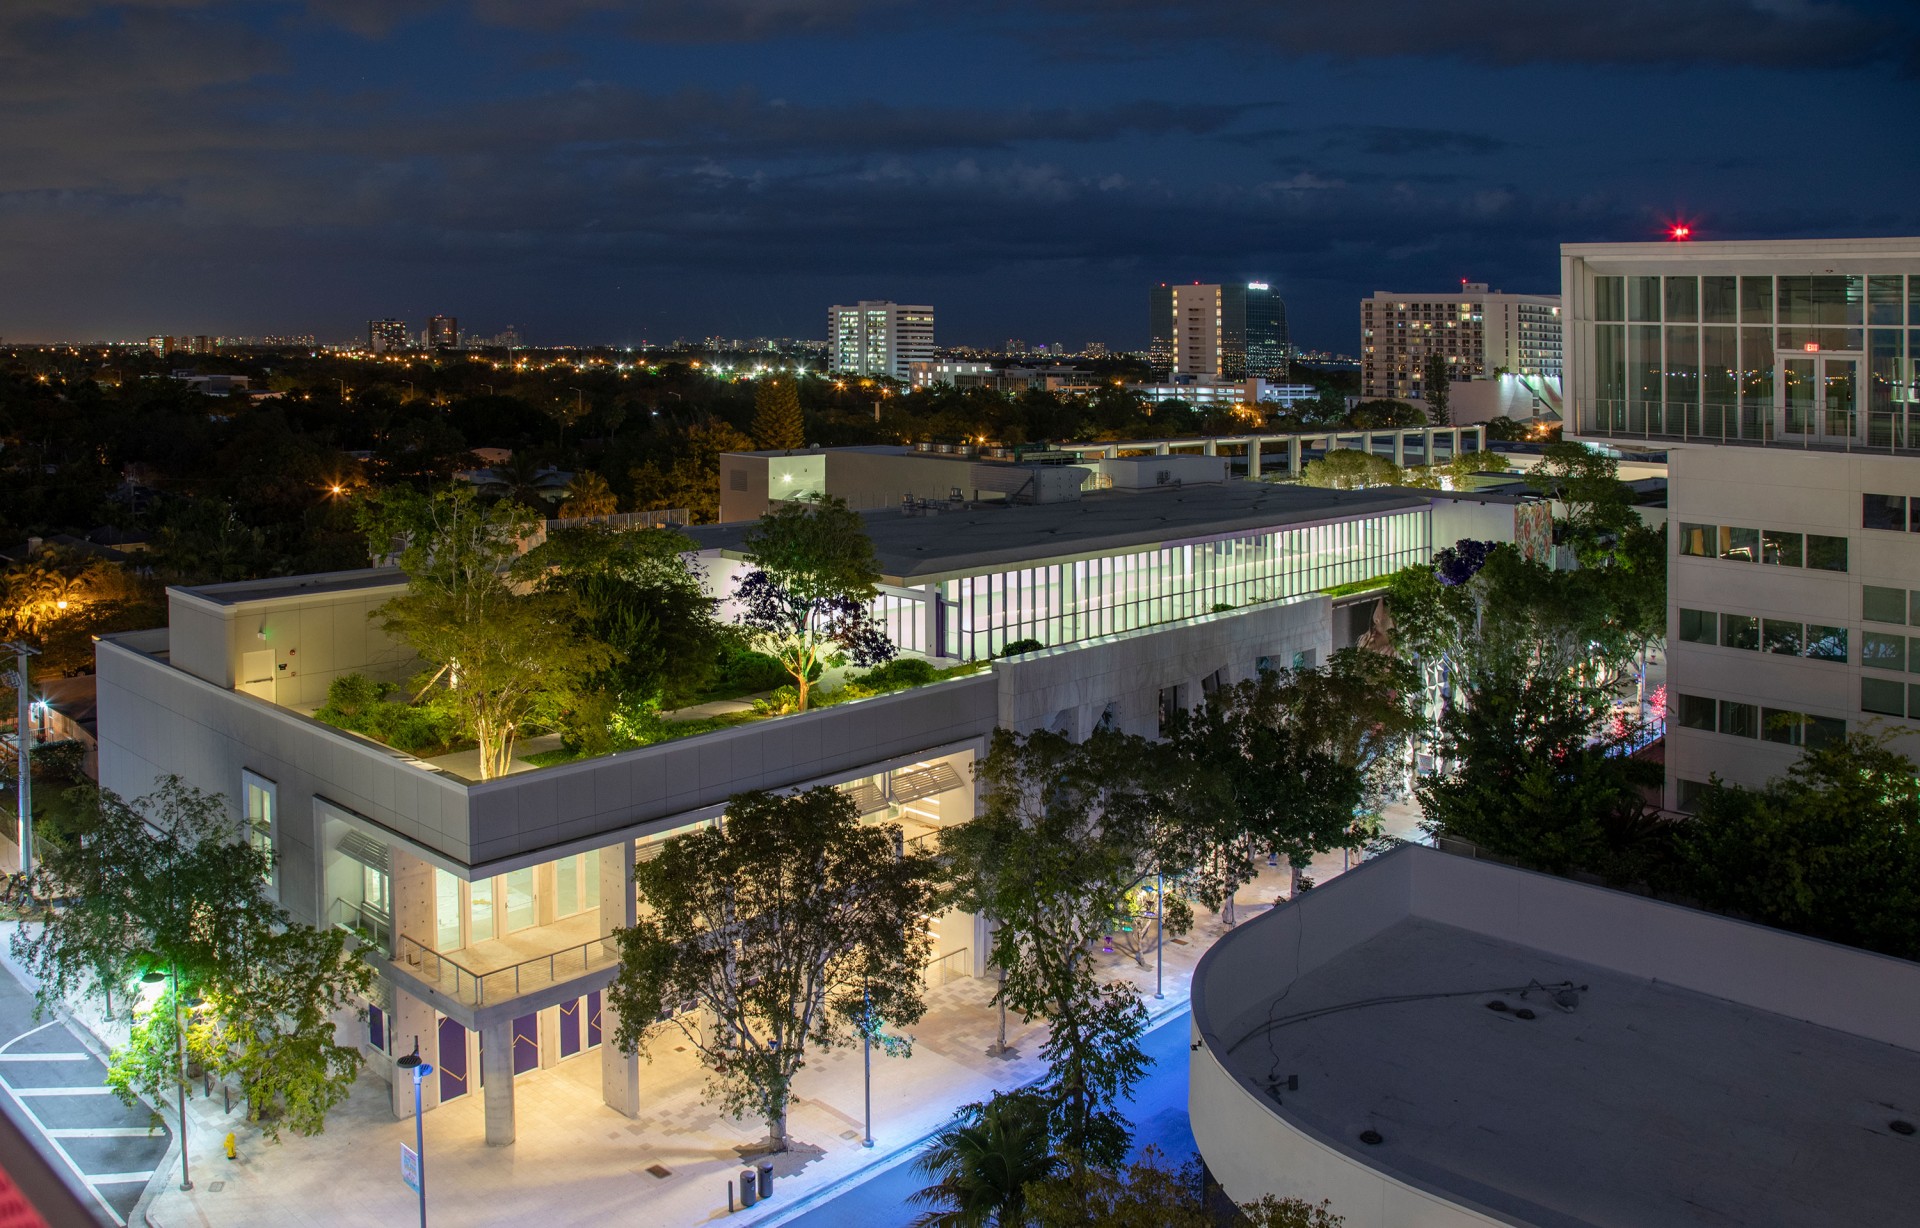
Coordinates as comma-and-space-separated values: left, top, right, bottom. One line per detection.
4, 3, 1916, 350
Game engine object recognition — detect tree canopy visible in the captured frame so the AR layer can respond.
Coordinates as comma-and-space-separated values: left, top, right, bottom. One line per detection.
607, 786, 939, 1150
12, 778, 372, 1138
751, 375, 806, 451
1300, 448, 1401, 490
362, 484, 614, 777
737, 495, 893, 709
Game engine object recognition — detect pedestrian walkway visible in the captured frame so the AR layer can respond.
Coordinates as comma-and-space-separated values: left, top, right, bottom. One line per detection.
0, 796, 1433, 1228
0, 941, 170, 1227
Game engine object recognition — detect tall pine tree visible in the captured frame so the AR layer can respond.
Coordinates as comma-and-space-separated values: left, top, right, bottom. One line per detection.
751, 375, 805, 450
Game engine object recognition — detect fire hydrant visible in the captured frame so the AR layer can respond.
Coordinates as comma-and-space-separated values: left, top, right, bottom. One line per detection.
224, 1132, 237, 1161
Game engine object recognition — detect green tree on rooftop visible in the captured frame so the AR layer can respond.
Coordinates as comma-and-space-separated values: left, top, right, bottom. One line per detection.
751, 374, 806, 451
736, 494, 894, 711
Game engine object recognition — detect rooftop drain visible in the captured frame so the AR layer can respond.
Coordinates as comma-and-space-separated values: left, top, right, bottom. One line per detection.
1359, 1130, 1384, 1146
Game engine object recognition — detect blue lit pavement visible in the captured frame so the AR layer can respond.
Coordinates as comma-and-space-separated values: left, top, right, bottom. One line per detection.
764, 1005, 1198, 1228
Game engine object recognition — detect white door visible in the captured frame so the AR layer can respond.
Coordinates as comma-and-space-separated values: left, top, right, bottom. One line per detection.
238, 650, 275, 701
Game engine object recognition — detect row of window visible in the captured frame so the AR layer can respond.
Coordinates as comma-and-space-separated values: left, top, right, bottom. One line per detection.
1677, 608, 1848, 661
1673, 693, 1845, 746
1863, 677, 1920, 719
1676, 523, 1846, 570
1862, 493, 1920, 532
1593, 274, 1916, 327
1863, 584, 1920, 626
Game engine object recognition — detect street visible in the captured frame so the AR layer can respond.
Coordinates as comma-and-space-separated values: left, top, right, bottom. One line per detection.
0, 964, 170, 1226
770, 1006, 1198, 1228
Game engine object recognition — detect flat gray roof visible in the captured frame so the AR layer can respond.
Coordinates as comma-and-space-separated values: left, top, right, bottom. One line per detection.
173, 568, 406, 607
1214, 912, 1917, 1228
682, 483, 1429, 580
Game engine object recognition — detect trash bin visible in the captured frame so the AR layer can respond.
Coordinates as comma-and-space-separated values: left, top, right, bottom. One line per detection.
739, 1169, 758, 1208
757, 1160, 774, 1198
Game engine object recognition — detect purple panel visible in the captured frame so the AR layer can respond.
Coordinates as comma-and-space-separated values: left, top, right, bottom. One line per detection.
368, 1005, 385, 1054
437, 1017, 468, 1100
559, 1000, 581, 1058
512, 1012, 539, 1076
587, 990, 603, 1048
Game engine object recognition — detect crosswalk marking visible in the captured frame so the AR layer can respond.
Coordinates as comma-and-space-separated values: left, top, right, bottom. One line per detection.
0, 1052, 91, 1062
86, 1172, 155, 1186
12, 1086, 113, 1096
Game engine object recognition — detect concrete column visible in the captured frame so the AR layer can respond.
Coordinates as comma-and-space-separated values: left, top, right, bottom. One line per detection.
1363, 431, 1379, 460
480, 1022, 515, 1146
1393, 432, 1406, 469
1155, 441, 1171, 456
1454, 427, 1468, 457
1423, 428, 1437, 468
1103, 444, 1118, 460
538, 1006, 561, 1070
535, 862, 557, 927
1246, 439, 1261, 479
1288, 437, 1303, 477
390, 847, 435, 961
1202, 439, 1217, 456
972, 913, 997, 979
599, 997, 642, 1118
389, 987, 441, 1119
599, 838, 641, 1118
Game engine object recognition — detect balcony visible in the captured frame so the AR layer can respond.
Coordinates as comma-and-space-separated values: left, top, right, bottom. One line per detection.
395, 912, 618, 1007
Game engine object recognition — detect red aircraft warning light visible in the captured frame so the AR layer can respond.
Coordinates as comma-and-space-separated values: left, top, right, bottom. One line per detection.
1669, 224, 1692, 240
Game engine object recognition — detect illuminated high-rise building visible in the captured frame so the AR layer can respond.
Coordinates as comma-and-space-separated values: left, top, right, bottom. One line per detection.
828, 301, 934, 381
368, 318, 409, 353
426, 315, 459, 350
1149, 282, 1289, 380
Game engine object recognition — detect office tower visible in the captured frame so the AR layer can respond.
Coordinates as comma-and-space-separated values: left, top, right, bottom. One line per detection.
1562, 236, 1920, 809
147, 336, 175, 356
1149, 282, 1289, 380
426, 315, 459, 350
1361, 285, 1561, 401
368, 319, 409, 353
828, 301, 935, 380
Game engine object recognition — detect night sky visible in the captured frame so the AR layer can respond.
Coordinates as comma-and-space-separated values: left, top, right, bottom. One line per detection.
5, 1, 1917, 351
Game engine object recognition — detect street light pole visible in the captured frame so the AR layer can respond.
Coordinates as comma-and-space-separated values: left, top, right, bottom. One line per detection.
1154, 873, 1164, 1001
396, 1038, 432, 1228
861, 985, 874, 1148
142, 965, 191, 1191
4, 642, 40, 877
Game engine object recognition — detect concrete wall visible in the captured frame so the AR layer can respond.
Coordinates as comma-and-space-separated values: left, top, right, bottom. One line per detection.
1190, 845, 1920, 1225
95, 636, 472, 926
461, 674, 1001, 868
167, 576, 415, 711
995, 597, 1330, 738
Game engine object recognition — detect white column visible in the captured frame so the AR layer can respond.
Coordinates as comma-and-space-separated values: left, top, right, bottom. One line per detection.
1247, 439, 1261, 479
481, 1022, 515, 1146
599, 839, 641, 1118
389, 847, 434, 961
389, 987, 441, 1119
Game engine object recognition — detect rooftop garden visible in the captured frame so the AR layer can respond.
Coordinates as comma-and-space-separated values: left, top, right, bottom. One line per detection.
315, 485, 964, 780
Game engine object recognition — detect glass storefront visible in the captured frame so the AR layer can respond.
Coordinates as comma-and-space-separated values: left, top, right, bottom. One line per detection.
1583, 270, 1920, 448
934, 510, 1429, 660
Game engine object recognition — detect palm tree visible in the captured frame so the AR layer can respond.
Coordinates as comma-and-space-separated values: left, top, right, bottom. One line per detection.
559, 470, 617, 519
908, 1091, 1057, 1228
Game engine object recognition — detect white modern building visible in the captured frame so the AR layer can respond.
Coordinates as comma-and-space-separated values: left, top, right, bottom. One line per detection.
90, 479, 1529, 1152
718, 427, 1489, 520
828, 301, 935, 381
1190, 842, 1920, 1227
1562, 237, 1920, 807
1361, 285, 1562, 418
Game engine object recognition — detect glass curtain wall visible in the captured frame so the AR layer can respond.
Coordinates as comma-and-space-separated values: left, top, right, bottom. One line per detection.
1586, 271, 1918, 447
938, 510, 1429, 659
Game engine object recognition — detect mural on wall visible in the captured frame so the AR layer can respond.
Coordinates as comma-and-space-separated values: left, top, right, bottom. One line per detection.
1513, 501, 1554, 564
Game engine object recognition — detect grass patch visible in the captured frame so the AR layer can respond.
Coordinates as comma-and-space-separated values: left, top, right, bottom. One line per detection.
1321, 577, 1390, 599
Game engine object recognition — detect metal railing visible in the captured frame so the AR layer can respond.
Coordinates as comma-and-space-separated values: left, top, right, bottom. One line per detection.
396, 933, 621, 1006
329, 897, 392, 951
926, 947, 971, 986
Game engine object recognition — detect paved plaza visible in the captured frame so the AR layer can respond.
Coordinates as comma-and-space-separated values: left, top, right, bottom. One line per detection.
2, 801, 1429, 1228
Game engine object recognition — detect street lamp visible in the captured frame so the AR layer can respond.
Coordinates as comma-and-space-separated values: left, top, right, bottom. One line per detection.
140, 966, 192, 1191
395, 1037, 432, 1228
3, 642, 40, 876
